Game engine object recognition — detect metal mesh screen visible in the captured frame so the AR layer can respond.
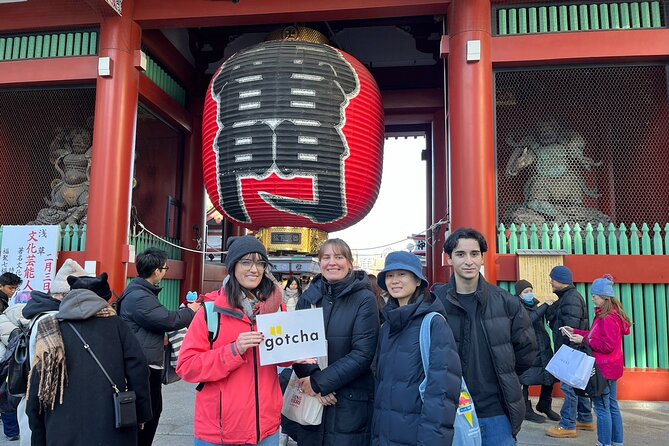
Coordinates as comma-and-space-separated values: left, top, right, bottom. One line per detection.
0, 87, 96, 225
495, 64, 669, 228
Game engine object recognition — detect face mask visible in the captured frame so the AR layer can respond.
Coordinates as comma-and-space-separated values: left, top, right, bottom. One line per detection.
522, 293, 535, 305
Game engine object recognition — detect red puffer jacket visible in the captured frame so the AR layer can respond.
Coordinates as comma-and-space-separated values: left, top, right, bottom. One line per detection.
574, 308, 631, 380
176, 287, 283, 445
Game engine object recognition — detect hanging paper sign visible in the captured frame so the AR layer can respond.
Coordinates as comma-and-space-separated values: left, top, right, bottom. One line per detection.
256, 307, 327, 366
1, 225, 59, 298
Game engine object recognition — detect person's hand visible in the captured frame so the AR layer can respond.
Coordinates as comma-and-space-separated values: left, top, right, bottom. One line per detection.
570, 333, 584, 344
544, 298, 556, 305
297, 377, 316, 396
316, 392, 337, 406
560, 326, 574, 336
235, 331, 264, 355
187, 302, 202, 313
294, 358, 318, 365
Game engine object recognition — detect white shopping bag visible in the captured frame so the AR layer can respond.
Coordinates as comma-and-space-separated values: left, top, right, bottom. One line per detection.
545, 344, 595, 390
282, 371, 323, 425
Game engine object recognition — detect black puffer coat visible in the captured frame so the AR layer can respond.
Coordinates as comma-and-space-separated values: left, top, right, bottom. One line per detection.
518, 299, 556, 386
545, 285, 589, 352
26, 290, 151, 446
293, 271, 379, 446
434, 276, 537, 437
119, 278, 195, 366
372, 296, 461, 446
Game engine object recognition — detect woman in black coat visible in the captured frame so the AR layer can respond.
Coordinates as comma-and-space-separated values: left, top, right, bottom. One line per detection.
371, 251, 461, 446
26, 289, 151, 446
293, 239, 379, 446
515, 279, 559, 423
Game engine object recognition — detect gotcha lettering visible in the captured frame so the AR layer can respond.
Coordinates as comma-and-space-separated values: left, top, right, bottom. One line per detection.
265, 328, 320, 351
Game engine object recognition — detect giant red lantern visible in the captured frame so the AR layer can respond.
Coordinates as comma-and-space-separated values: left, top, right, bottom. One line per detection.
202, 36, 384, 232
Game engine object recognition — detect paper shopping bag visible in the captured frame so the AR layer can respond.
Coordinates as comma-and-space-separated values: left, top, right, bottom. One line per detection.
545, 344, 595, 390
282, 371, 324, 425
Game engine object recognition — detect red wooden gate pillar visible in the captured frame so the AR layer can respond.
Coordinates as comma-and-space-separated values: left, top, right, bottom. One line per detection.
447, 0, 498, 282
180, 99, 206, 297
86, 5, 141, 295
432, 108, 449, 284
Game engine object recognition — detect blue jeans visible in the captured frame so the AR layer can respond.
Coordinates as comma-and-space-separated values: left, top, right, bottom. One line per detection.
1, 411, 19, 438
194, 432, 280, 446
559, 382, 593, 429
593, 380, 623, 446
479, 415, 516, 446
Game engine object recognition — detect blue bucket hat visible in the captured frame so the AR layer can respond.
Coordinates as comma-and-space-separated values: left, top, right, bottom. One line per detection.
377, 251, 428, 292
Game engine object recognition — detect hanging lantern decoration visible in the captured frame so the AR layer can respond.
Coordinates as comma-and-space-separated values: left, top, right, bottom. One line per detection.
202, 29, 384, 234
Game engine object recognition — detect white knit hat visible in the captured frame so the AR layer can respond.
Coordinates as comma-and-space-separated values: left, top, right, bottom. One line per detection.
50, 259, 88, 294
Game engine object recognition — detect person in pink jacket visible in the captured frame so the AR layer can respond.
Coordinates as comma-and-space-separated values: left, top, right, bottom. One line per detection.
177, 236, 285, 446
562, 274, 631, 446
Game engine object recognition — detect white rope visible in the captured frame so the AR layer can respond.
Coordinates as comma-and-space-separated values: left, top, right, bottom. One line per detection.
135, 221, 227, 255
133, 215, 449, 255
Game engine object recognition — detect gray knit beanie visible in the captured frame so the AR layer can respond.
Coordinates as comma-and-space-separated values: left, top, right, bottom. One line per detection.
225, 236, 269, 270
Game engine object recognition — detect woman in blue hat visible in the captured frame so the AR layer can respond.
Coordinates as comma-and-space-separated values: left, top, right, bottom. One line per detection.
562, 274, 631, 446
371, 251, 462, 445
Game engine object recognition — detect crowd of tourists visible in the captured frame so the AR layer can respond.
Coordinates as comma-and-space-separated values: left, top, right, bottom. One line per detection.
0, 227, 631, 446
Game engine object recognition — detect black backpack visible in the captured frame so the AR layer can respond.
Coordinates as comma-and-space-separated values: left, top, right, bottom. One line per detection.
5, 321, 31, 396
573, 343, 609, 398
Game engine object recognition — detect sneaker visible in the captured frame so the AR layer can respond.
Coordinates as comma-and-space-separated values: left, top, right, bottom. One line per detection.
536, 404, 561, 421
576, 421, 595, 431
6, 435, 19, 441
546, 426, 577, 438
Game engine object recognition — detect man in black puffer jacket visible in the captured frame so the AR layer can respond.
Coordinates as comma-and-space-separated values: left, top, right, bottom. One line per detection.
544, 266, 593, 439
434, 228, 537, 445
119, 247, 200, 446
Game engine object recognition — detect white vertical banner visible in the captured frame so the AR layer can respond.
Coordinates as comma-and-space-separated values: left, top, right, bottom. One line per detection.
256, 307, 327, 366
1, 225, 60, 301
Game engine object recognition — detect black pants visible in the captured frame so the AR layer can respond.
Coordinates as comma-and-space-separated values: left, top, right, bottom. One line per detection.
139, 368, 163, 446
522, 384, 553, 408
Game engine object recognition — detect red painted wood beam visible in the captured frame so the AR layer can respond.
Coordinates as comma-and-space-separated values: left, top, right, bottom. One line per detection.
134, 0, 449, 29
441, 29, 669, 65
0, 57, 98, 86
0, 1, 100, 33
138, 74, 192, 134
383, 88, 444, 115
496, 254, 669, 284
141, 30, 195, 91
491, 29, 669, 67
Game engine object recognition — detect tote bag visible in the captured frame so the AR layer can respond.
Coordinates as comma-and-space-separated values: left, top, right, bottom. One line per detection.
420, 312, 481, 446
282, 371, 324, 425
545, 344, 595, 390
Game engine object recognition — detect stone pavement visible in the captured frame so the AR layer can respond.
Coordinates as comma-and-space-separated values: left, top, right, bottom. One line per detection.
2, 380, 667, 445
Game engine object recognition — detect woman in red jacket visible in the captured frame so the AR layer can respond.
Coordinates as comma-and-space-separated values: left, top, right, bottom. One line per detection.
177, 236, 285, 446
563, 274, 631, 446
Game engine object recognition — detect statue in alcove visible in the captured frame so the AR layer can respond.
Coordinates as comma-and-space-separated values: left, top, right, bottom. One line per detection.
30, 118, 94, 226
503, 117, 611, 227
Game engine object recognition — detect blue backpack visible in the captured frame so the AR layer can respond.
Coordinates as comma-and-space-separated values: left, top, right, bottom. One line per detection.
419, 312, 482, 446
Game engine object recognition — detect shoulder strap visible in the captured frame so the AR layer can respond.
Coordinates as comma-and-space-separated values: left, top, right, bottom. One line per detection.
66, 322, 121, 394
203, 301, 219, 347
418, 311, 445, 401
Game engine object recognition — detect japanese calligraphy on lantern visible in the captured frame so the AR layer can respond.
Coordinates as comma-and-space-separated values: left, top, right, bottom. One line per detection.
0, 225, 59, 295
202, 39, 384, 231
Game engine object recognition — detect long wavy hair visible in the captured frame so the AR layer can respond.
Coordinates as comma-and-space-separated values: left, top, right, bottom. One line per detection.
225, 253, 275, 310
597, 297, 631, 326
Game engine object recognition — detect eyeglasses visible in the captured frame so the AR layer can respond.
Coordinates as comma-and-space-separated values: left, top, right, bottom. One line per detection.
237, 259, 269, 271
159, 266, 170, 271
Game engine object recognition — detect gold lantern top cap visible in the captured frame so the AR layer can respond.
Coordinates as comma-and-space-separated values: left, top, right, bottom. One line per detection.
265, 26, 330, 44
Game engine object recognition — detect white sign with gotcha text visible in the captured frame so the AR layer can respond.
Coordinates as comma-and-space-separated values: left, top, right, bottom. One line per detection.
256, 308, 327, 366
